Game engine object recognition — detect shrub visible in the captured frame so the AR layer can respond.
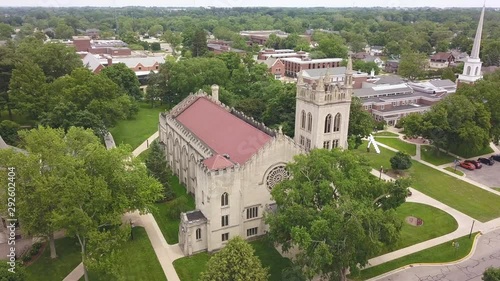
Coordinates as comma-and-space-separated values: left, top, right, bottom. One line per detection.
166, 196, 190, 219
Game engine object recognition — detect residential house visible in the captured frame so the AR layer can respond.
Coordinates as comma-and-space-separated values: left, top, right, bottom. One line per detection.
385, 60, 400, 73
370, 46, 384, 56
261, 57, 285, 79
429, 52, 455, 69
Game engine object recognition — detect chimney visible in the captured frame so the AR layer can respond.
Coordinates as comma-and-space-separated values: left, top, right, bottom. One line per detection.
107, 57, 112, 66
211, 84, 219, 101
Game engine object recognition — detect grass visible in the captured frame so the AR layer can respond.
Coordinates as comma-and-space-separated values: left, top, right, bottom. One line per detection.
375, 137, 417, 156
373, 131, 399, 137
152, 174, 195, 244
388, 202, 458, 253
83, 227, 166, 281
173, 239, 291, 281
450, 145, 494, 159
109, 103, 168, 149
444, 166, 464, 176
25, 237, 82, 281
354, 142, 500, 222
350, 233, 479, 280
420, 145, 457, 166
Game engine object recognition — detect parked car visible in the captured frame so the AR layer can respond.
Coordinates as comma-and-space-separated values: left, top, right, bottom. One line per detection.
459, 162, 476, 170
478, 157, 495, 166
491, 154, 500, 162
464, 160, 482, 169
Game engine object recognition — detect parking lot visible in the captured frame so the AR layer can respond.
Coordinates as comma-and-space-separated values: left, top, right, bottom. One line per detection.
456, 158, 500, 188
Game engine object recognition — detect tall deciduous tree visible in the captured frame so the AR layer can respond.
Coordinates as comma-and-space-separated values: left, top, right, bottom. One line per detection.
145, 140, 174, 201
9, 59, 48, 119
199, 236, 269, 281
398, 51, 428, 81
100, 63, 142, 100
0, 23, 14, 40
0, 127, 163, 281
191, 29, 208, 57
348, 97, 374, 149
266, 149, 409, 281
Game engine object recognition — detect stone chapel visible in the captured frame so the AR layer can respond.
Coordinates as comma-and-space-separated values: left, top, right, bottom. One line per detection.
158, 57, 354, 256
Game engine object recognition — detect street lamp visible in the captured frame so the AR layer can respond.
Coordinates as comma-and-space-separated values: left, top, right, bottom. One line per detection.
379, 166, 383, 180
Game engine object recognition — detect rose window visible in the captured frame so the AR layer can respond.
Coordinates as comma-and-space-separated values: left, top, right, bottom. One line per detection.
266, 166, 289, 190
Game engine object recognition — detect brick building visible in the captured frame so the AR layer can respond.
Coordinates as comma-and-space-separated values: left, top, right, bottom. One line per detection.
261, 57, 285, 79
281, 57, 343, 77
72, 36, 131, 56
257, 49, 308, 60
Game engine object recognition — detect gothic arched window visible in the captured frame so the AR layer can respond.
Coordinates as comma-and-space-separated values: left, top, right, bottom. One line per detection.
266, 165, 290, 191
324, 114, 332, 133
467, 66, 471, 75
301, 110, 306, 129
221, 192, 228, 207
196, 228, 201, 240
475, 67, 479, 76
307, 113, 313, 132
333, 113, 341, 132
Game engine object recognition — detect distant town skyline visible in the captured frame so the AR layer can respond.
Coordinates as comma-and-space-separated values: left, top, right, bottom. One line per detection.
0, 0, 495, 8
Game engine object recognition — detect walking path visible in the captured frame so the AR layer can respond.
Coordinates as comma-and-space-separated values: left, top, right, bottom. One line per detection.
132, 131, 159, 157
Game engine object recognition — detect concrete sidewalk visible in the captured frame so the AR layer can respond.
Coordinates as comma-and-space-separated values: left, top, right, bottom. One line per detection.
132, 131, 159, 157
62, 263, 83, 281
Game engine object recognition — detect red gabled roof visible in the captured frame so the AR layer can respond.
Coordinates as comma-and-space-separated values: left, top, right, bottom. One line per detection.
175, 97, 272, 169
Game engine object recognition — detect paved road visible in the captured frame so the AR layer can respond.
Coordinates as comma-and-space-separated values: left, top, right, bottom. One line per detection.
373, 229, 500, 281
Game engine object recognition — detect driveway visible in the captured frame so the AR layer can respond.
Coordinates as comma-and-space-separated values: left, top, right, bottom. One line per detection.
456, 160, 500, 188
373, 229, 500, 281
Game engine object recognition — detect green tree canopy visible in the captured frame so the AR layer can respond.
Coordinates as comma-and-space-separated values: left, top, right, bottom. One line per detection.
145, 140, 174, 201
483, 267, 500, 281
0, 127, 163, 281
199, 236, 269, 281
348, 97, 374, 149
266, 149, 409, 281
100, 63, 142, 100
398, 51, 428, 80
390, 152, 413, 171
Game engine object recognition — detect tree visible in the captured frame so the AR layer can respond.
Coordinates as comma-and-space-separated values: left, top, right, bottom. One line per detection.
40, 68, 137, 136
145, 140, 174, 202
199, 236, 269, 281
398, 51, 428, 81
483, 267, 500, 281
9, 59, 48, 119
441, 67, 456, 82
161, 31, 182, 55
100, 63, 142, 100
148, 24, 164, 36
353, 60, 380, 75
0, 120, 20, 145
390, 152, 413, 172
482, 40, 500, 67
0, 42, 17, 120
316, 35, 348, 58
262, 83, 297, 137
266, 149, 409, 281
0, 127, 163, 281
348, 97, 374, 149
150, 42, 161, 51
55, 21, 74, 39
0, 23, 14, 40
191, 29, 208, 57
399, 113, 423, 138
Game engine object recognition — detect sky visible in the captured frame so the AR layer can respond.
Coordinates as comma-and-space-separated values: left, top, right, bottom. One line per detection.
0, 0, 495, 8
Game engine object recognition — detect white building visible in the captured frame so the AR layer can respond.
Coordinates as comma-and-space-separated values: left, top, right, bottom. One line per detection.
158, 59, 354, 255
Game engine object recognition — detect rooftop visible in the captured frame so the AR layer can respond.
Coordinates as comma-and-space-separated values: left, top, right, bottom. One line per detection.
186, 210, 207, 222
175, 97, 272, 169
354, 83, 413, 98
281, 57, 343, 64
302, 67, 347, 78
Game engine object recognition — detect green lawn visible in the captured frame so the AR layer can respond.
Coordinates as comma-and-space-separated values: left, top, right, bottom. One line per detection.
25, 237, 82, 281
389, 202, 458, 252
421, 145, 457, 166
373, 131, 399, 137
173, 239, 291, 281
354, 142, 500, 222
444, 166, 464, 176
109, 103, 168, 149
152, 174, 195, 244
375, 137, 416, 156
84, 227, 166, 281
350, 233, 479, 280
450, 145, 494, 159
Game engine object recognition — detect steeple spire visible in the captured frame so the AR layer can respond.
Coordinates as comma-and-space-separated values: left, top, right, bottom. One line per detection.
471, 4, 485, 59
346, 56, 353, 74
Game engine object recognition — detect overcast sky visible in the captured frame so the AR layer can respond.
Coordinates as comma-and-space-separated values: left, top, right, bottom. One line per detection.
0, 0, 494, 8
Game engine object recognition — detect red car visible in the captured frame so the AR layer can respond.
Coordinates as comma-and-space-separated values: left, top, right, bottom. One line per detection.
464, 160, 482, 169
460, 162, 476, 171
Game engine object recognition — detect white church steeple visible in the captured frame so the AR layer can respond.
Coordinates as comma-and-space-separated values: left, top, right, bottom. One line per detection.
457, 4, 486, 85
